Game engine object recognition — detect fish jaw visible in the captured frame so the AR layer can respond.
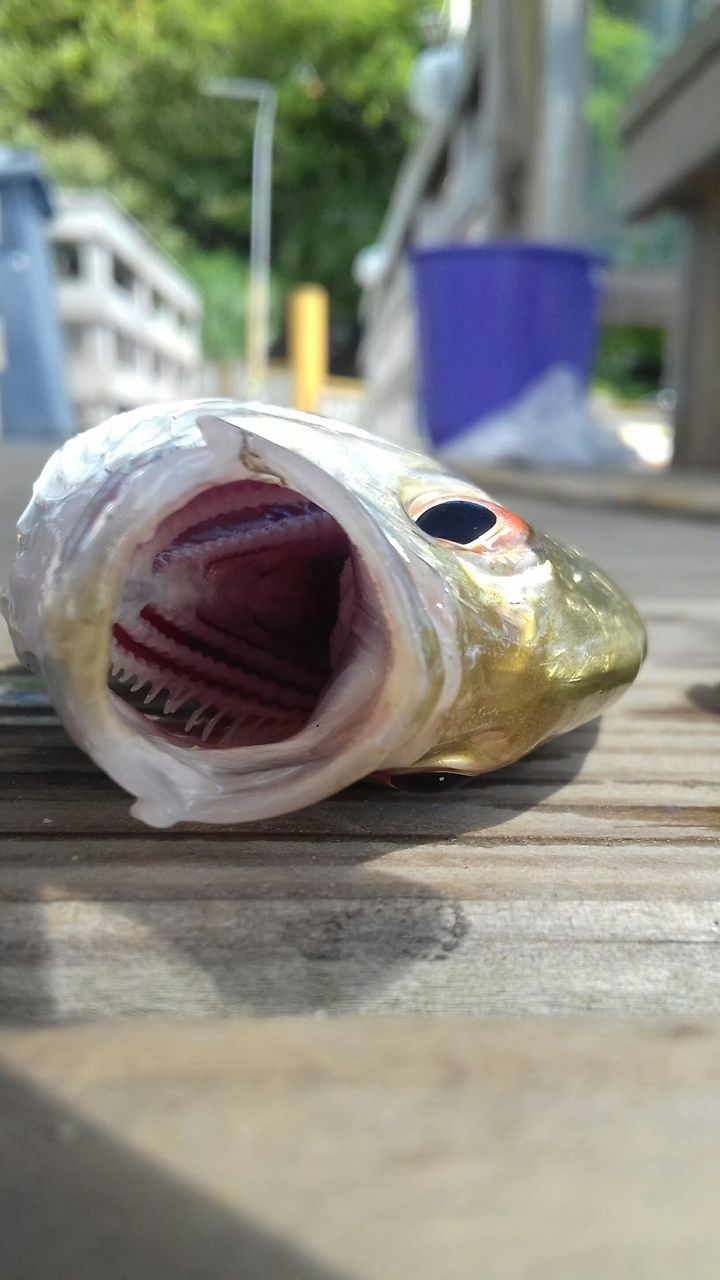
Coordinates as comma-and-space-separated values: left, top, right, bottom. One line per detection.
397, 531, 647, 776
3, 405, 455, 827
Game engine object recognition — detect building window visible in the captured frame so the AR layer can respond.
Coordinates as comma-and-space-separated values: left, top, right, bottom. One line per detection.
53, 242, 81, 279
93, 324, 113, 360
63, 322, 85, 355
152, 290, 173, 322
116, 333, 136, 367
112, 256, 135, 292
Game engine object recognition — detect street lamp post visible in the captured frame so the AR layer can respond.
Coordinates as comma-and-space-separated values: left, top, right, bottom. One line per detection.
201, 75, 277, 397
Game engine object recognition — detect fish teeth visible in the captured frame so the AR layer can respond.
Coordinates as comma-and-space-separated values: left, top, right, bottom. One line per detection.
163, 690, 188, 715
143, 682, 164, 705
219, 715, 245, 745
201, 710, 224, 743
184, 704, 208, 732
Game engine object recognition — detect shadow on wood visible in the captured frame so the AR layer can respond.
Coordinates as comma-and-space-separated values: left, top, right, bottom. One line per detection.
0, 1064, 348, 1280
0, 715, 600, 1021
688, 683, 720, 717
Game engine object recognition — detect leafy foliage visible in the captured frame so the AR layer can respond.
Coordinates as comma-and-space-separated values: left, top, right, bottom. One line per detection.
587, 3, 656, 252
0, 0, 432, 355
587, 3, 656, 150
181, 248, 285, 360
587, 2, 686, 269
595, 324, 665, 399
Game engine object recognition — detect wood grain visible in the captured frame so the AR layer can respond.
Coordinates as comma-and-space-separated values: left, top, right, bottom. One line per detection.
1, 446, 720, 1277
621, 6, 720, 216
1, 460, 719, 1021
3, 1017, 720, 1280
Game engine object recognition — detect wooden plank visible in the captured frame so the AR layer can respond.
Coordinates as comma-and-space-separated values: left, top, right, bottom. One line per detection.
451, 460, 720, 520
674, 172, 720, 469
3, 1017, 720, 1279
0, 454, 719, 1022
602, 263, 680, 329
1, 697, 718, 1020
619, 11, 720, 468
621, 7, 720, 217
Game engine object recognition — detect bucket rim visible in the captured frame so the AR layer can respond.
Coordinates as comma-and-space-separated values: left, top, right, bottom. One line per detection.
409, 240, 608, 269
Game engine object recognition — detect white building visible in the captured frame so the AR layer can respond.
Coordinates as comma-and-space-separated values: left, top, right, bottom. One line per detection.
49, 190, 202, 431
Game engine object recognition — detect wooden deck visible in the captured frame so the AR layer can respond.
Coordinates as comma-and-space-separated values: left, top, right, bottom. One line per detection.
1, 442, 719, 1277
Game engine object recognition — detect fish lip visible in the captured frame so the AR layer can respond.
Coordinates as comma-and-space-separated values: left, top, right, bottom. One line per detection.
540, 533, 647, 645
31, 406, 452, 826
530, 533, 647, 728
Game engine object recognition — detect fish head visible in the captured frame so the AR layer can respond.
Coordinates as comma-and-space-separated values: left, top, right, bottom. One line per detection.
375, 467, 647, 786
1, 401, 646, 826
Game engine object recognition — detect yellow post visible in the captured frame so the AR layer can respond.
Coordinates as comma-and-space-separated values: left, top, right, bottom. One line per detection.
288, 284, 329, 413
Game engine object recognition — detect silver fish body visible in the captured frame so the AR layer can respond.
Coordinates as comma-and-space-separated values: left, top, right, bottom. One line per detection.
1, 400, 646, 827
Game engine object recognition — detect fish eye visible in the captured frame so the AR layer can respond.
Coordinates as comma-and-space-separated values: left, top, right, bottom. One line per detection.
414, 499, 497, 544
407, 493, 531, 553
386, 772, 473, 793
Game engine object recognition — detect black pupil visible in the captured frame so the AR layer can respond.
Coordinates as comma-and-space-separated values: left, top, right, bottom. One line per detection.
389, 772, 473, 793
415, 500, 497, 544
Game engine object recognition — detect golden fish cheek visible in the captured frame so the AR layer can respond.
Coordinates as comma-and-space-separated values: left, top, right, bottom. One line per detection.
538, 537, 647, 695
384, 593, 547, 777
382, 535, 647, 780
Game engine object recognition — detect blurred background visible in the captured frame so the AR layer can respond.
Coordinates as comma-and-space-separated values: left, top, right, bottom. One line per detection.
1, 0, 719, 472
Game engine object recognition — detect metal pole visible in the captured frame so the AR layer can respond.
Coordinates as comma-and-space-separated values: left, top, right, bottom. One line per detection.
201, 76, 277, 396
529, 0, 589, 242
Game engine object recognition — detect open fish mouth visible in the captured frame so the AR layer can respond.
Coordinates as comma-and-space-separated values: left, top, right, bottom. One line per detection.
2, 403, 453, 826
110, 479, 356, 750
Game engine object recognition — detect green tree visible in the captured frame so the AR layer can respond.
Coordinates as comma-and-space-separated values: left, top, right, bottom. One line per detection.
0, 0, 433, 358
587, 1, 656, 254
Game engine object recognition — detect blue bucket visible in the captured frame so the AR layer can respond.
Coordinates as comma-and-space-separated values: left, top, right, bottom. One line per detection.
411, 242, 607, 448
